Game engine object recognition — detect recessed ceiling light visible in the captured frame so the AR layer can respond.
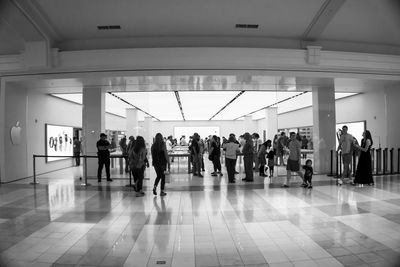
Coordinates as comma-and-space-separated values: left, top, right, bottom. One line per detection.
235, 24, 259, 29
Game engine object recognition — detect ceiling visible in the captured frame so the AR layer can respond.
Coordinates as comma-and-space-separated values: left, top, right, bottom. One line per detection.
1, 0, 398, 122
51, 91, 357, 121
0, 0, 400, 55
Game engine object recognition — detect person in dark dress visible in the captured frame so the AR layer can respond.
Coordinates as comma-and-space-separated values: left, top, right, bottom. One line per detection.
353, 130, 374, 186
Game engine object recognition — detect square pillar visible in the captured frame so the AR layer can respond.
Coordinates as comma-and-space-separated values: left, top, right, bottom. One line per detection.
82, 87, 105, 178
312, 79, 336, 174
126, 108, 139, 137
265, 107, 278, 141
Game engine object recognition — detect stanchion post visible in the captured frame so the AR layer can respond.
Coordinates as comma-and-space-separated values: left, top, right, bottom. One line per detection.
371, 148, 375, 175
390, 148, 394, 174
30, 155, 39, 185
398, 148, 400, 174
335, 151, 339, 178
328, 150, 333, 176
339, 151, 342, 178
352, 150, 356, 177
80, 155, 91, 186
383, 148, 387, 175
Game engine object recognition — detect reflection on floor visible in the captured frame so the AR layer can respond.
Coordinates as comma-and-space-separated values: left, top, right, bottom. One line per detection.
1, 161, 400, 267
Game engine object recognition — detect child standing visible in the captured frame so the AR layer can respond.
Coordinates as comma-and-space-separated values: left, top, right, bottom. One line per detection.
302, 159, 313, 189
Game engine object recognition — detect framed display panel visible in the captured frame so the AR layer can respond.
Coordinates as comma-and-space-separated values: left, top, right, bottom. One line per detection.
174, 126, 219, 141
45, 124, 74, 162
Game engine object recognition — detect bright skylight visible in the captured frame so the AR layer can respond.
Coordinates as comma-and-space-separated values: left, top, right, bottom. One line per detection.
51, 91, 358, 121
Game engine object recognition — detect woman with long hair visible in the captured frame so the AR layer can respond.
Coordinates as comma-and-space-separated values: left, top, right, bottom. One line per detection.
129, 136, 148, 196
353, 130, 374, 186
151, 133, 169, 196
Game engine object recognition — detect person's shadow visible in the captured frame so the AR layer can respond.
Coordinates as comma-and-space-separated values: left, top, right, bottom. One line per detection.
153, 197, 172, 254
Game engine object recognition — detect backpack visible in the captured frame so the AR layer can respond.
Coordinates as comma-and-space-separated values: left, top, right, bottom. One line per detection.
129, 149, 145, 169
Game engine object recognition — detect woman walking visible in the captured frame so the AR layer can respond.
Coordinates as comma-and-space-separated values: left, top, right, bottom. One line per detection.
129, 136, 148, 197
353, 130, 374, 186
151, 133, 169, 196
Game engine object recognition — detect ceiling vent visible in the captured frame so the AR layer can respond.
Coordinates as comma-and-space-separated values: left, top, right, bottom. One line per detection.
235, 24, 259, 29
97, 25, 121, 30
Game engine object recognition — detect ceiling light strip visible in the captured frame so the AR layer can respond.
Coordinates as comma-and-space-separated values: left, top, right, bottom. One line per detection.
174, 91, 185, 121
209, 90, 245, 121
233, 91, 308, 120
107, 92, 161, 121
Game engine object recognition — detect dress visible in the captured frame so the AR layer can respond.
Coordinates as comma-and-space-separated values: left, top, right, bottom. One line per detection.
354, 139, 374, 185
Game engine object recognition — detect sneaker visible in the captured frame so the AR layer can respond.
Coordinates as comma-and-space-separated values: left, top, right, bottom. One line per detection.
307, 185, 313, 189
197, 174, 204, 178
106, 178, 113, 182
136, 192, 144, 197
153, 187, 157, 195
301, 183, 308, 188
211, 173, 217, 176
160, 191, 167, 196
234, 171, 239, 174
219, 173, 223, 176
337, 179, 343, 186
282, 184, 289, 188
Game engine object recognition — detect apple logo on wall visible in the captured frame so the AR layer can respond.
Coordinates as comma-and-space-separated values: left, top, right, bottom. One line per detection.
10, 121, 22, 145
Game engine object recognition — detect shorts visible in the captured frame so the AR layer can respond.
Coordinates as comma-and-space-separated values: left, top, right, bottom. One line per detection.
286, 159, 300, 172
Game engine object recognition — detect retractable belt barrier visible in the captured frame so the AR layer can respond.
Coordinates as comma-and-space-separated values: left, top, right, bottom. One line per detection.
329, 147, 399, 178
32, 154, 128, 186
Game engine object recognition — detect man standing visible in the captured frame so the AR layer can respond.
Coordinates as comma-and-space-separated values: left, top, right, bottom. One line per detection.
191, 133, 203, 177
282, 132, 304, 188
73, 137, 82, 166
338, 125, 353, 185
97, 133, 112, 182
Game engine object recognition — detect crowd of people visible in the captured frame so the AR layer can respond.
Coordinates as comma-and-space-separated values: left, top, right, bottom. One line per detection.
92, 125, 374, 196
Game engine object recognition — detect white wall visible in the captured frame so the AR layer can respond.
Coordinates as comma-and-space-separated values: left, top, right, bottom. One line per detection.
386, 84, 400, 149
140, 120, 257, 140
1, 87, 125, 182
276, 92, 388, 147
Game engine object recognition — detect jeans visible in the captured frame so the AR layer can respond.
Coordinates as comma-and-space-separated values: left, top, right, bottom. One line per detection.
244, 156, 253, 181
97, 156, 110, 181
132, 167, 144, 192
225, 158, 237, 182
154, 165, 166, 190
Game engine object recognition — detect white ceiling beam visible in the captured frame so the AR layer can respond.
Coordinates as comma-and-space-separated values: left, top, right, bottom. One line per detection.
302, 0, 347, 41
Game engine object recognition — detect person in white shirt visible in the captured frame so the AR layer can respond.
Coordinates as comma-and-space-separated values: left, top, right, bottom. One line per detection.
337, 125, 354, 185
223, 135, 240, 183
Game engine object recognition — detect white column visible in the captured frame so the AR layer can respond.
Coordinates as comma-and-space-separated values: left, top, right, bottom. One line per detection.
244, 116, 253, 134
0, 79, 5, 182
143, 116, 153, 147
312, 79, 336, 174
264, 107, 278, 141
82, 87, 105, 178
126, 108, 138, 137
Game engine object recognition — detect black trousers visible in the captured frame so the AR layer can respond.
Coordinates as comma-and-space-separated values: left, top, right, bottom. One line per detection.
212, 156, 222, 172
74, 152, 80, 166
244, 156, 254, 181
154, 165, 166, 190
225, 158, 237, 182
97, 156, 110, 181
132, 167, 145, 192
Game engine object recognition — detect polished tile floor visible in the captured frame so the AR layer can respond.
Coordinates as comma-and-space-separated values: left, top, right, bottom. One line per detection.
1, 158, 400, 267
